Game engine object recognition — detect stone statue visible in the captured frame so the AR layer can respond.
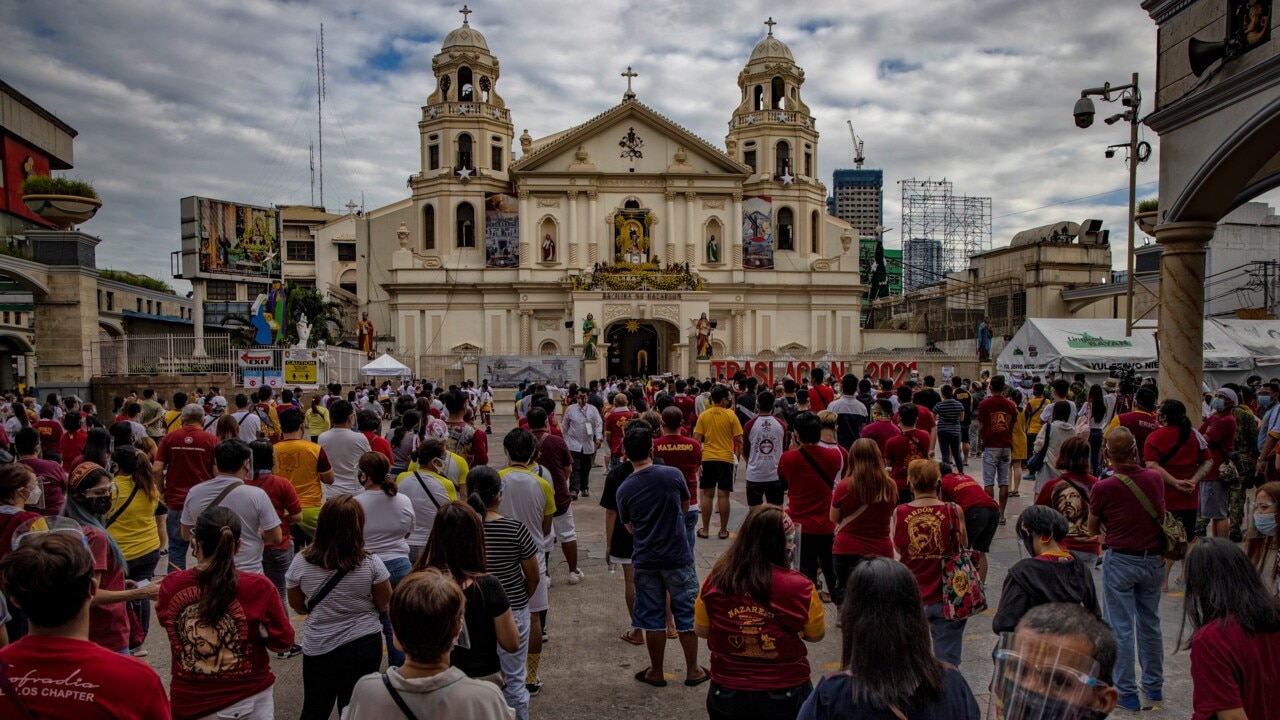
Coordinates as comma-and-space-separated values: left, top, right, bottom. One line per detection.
294, 316, 312, 348
542, 233, 556, 262
691, 313, 713, 359
358, 311, 375, 359
840, 230, 852, 254
706, 235, 720, 263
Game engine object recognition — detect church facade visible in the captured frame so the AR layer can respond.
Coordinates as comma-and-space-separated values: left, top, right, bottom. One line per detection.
361, 15, 865, 381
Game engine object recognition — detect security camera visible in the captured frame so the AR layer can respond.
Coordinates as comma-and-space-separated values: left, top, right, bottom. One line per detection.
1105, 148, 1116, 159
1073, 97, 1095, 129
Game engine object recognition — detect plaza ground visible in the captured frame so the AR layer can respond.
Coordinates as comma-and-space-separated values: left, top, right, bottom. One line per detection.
135, 412, 1194, 718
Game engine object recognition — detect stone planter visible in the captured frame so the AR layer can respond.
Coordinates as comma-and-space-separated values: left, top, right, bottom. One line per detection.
1134, 210, 1158, 237
22, 194, 102, 230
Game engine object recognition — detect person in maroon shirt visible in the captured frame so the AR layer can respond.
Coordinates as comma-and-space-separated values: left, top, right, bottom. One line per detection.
1105, 385, 1160, 462
604, 393, 635, 472
673, 380, 697, 435
33, 405, 63, 456
1182, 538, 1280, 720
59, 411, 89, 473
443, 389, 488, 466
529, 406, 582, 582
860, 399, 900, 458
247, 440, 303, 611
977, 375, 1018, 522
777, 412, 841, 602
1033, 436, 1101, 565
1088, 428, 1167, 711
156, 404, 219, 569
356, 410, 394, 462
1144, 399, 1212, 590
884, 404, 933, 505
938, 463, 1002, 582
829, 439, 897, 605
1198, 388, 1239, 539
14, 426, 68, 516
653, 406, 704, 554
897, 385, 937, 450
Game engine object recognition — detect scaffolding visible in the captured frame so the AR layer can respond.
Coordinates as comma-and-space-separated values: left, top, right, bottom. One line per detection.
899, 178, 992, 281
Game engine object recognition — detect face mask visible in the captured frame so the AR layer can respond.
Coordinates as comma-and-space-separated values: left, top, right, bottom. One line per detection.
1255, 514, 1278, 536
1210, 398, 1226, 412
84, 494, 114, 516
25, 481, 42, 507
1261, 395, 1274, 409
995, 686, 1093, 720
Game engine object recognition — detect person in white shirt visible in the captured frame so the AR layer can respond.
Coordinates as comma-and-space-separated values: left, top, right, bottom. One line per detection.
397, 439, 460, 561
741, 391, 789, 506
229, 393, 262, 443
353, 451, 416, 668
180, 439, 282, 573
561, 388, 603, 497
318, 400, 372, 499
1039, 378, 1078, 425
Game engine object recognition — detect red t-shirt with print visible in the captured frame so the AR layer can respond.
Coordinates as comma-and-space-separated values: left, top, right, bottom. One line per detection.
653, 434, 703, 497
894, 503, 961, 605
0, 635, 170, 719
246, 472, 302, 551
156, 426, 218, 509
604, 409, 634, 457
978, 395, 1017, 448
940, 472, 1001, 511
831, 478, 894, 557
885, 429, 932, 490
157, 569, 294, 720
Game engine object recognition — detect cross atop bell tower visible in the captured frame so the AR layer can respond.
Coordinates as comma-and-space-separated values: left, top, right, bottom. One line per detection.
459, 4, 472, 25
764, 17, 776, 37
621, 65, 638, 101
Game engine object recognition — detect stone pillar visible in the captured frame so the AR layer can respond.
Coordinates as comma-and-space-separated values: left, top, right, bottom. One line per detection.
519, 309, 533, 354
663, 190, 675, 264
191, 279, 207, 357
22, 352, 36, 389
1155, 221, 1217, 425
568, 190, 579, 267
35, 268, 99, 393
731, 309, 746, 355
587, 190, 600, 265
732, 193, 743, 266
517, 188, 531, 267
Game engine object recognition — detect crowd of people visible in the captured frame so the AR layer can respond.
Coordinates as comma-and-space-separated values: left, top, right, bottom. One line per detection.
0, 368, 1276, 719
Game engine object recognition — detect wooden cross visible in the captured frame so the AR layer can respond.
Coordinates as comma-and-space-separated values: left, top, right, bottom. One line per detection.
459, 4, 472, 24
764, 17, 777, 36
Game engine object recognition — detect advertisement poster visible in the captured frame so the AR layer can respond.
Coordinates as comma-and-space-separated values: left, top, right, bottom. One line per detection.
186, 197, 282, 279
485, 193, 520, 268
742, 195, 774, 269
478, 355, 581, 388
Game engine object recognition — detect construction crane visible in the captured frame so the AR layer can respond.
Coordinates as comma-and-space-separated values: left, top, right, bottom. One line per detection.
847, 120, 865, 169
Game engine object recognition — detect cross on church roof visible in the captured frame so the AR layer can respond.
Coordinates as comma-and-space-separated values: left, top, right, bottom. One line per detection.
622, 65, 638, 101
459, 4, 472, 25
764, 17, 777, 36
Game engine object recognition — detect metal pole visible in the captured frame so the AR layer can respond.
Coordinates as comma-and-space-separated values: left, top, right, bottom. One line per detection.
1125, 72, 1139, 337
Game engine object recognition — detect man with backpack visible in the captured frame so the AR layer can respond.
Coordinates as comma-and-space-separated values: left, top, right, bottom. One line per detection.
230, 393, 263, 443
444, 389, 488, 466
253, 387, 283, 442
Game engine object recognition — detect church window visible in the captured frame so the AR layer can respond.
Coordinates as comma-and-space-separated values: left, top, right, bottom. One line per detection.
424, 204, 436, 250
491, 145, 503, 171
753, 85, 765, 111
459, 66, 474, 101
624, 198, 641, 210
775, 141, 790, 176
771, 77, 786, 110
804, 152, 812, 177
457, 133, 473, 169
811, 210, 820, 253
744, 150, 756, 173
337, 242, 356, 262
456, 202, 476, 248
429, 144, 440, 170
777, 207, 794, 250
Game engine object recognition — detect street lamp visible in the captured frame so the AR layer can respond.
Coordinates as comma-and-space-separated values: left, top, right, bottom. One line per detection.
1074, 73, 1149, 336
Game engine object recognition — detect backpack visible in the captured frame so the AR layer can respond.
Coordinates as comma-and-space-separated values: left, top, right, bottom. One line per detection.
445, 423, 477, 465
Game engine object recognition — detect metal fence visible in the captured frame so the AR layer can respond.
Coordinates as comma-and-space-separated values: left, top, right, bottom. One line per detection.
93, 335, 236, 376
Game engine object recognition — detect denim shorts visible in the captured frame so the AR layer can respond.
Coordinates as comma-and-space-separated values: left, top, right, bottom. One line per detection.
633, 564, 699, 633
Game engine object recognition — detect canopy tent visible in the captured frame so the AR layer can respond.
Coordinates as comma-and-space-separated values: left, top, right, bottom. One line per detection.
361, 353, 413, 377
997, 318, 1254, 388
1208, 319, 1280, 369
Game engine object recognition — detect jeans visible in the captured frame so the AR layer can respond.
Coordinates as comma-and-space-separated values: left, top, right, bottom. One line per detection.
571, 450, 594, 493
982, 447, 1012, 487
939, 431, 963, 472
924, 601, 967, 666
261, 546, 293, 611
684, 508, 701, 555
798, 533, 836, 597
300, 631, 383, 719
125, 549, 161, 643
497, 605, 531, 720
1101, 550, 1164, 703
706, 680, 813, 720
166, 509, 189, 570
1088, 428, 1104, 475
633, 564, 699, 632
379, 556, 413, 667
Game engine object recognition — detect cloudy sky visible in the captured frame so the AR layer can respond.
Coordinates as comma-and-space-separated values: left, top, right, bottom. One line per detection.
4, 0, 1197, 292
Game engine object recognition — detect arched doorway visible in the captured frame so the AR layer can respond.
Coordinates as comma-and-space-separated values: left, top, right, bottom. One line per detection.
605, 320, 677, 377
0, 333, 33, 391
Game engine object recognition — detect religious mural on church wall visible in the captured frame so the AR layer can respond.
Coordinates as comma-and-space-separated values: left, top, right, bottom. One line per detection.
485, 193, 519, 268
613, 208, 656, 264
742, 195, 774, 269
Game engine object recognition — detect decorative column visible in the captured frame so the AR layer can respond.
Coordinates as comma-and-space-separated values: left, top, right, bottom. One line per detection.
191, 279, 207, 357
1155, 221, 1217, 425
568, 190, 579, 267
517, 188, 531, 267
519, 309, 533, 354
684, 192, 697, 267
664, 189, 676, 264
731, 193, 743, 266
587, 189, 600, 265
731, 309, 746, 355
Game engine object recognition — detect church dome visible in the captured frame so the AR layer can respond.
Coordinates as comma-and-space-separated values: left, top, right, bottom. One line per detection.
749, 35, 794, 63
441, 24, 489, 52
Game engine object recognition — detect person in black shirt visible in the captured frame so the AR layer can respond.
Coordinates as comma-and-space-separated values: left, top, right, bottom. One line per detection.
913, 376, 943, 411
993, 506, 1100, 634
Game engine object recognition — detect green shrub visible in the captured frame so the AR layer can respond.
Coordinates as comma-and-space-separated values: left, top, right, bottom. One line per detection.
99, 269, 175, 295
1136, 198, 1158, 214
21, 175, 98, 200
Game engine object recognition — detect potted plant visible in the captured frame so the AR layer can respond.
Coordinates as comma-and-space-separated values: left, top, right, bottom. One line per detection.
21, 175, 102, 229
1134, 198, 1158, 237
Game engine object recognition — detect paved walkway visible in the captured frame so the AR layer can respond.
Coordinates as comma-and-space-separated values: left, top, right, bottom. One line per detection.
134, 417, 1194, 718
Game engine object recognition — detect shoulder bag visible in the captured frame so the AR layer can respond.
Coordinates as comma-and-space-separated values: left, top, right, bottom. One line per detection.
1114, 473, 1186, 560
799, 447, 836, 490
940, 502, 987, 620
411, 471, 442, 509
1026, 425, 1052, 474
382, 672, 419, 720
206, 481, 242, 512
305, 567, 352, 613
104, 483, 141, 528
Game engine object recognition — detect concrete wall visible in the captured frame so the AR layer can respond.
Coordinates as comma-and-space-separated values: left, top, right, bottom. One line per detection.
90, 373, 234, 418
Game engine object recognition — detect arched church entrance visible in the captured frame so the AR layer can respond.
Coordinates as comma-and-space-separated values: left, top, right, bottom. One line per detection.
605, 320, 677, 377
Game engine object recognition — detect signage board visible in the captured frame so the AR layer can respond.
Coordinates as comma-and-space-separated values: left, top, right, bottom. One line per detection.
238, 349, 274, 368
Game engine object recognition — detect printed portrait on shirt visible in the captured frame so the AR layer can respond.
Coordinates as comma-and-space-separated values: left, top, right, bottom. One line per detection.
904, 507, 944, 558
1050, 481, 1090, 540
169, 586, 249, 677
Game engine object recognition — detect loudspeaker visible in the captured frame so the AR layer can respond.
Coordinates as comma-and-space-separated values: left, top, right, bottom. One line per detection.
1189, 37, 1228, 77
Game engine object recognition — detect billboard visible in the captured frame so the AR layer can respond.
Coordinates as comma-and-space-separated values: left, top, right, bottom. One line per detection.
485, 193, 519, 268
478, 355, 581, 388
742, 195, 774, 269
181, 196, 282, 279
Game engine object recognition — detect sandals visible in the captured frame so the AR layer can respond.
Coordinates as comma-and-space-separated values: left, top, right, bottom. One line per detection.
718, 529, 730, 539
696, 528, 710, 539
634, 669, 667, 687
620, 630, 644, 645
685, 666, 712, 687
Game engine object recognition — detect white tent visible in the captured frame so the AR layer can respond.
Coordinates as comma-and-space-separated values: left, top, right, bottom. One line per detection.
1209, 319, 1280, 369
997, 318, 1254, 387
361, 353, 413, 377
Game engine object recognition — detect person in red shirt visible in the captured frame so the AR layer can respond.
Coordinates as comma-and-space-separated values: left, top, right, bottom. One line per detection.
808, 367, 834, 412
884, 404, 934, 505
356, 409, 394, 462
247, 440, 303, 610
777, 412, 841, 602
33, 404, 63, 456
1104, 385, 1160, 462
604, 393, 635, 473
159, 505, 295, 720
443, 389, 488, 467
1032, 436, 1100, 566
156, 404, 219, 569
1198, 388, 1239, 539
977, 375, 1018, 522
1144, 399, 1212, 590
0, 532, 170, 720
939, 463, 1002, 582
829, 438, 897, 606
673, 380, 697, 435
694, 506, 824, 718
1183, 538, 1280, 720
896, 385, 937, 450
653, 406, 704, 554
59, 411, 89, 473
14, 426, 68, 517
529, 406, 582, 583
860, 399, 900, 459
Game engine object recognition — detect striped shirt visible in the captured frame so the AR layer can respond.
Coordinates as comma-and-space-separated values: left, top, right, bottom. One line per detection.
482, 517, 538, 610
285, 553, 389, 655
934, 399, 966, 435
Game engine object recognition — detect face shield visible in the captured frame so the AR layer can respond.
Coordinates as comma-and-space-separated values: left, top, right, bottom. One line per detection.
11, 515, 88, 551
989, 631, 1104, 720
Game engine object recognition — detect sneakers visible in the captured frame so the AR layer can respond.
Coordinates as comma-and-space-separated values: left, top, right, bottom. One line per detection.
276, 644, 303, 659
541, 629, 549, 643
130, 648, 149, 658
526, 681, 543, 697
1116, 696, 1154, 712
567, 569, 585, 585
580, 488, 590, 497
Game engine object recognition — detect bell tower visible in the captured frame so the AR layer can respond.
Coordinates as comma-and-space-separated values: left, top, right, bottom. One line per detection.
411, 5, 515, 263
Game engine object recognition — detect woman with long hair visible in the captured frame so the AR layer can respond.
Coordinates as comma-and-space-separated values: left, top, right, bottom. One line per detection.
798, 557, 980, 719
1034, 435, 1101, 565
1032, 400, 1077, 494
894, 459, 970, 665
388, 409, 421, 475
354, 451, 415, 667
1082, 383, 1115, 474
59, 411, 88, 472
63, 461, 159, 652
992, 505, 1100, 633
468, 466, 540, 720
1146, 398, 1213, 590
107, 445, 163, 652
286, 495, 392, 719
214, 413, 240, 443
158, 507, 294, 720
829, 439, 897, 606
74, 427, 112, 468
696, 506, 825, 720
1180, 538, 1280, 720
1246, 481, 1279, 595
304, 395, 330, 442
414, 501, 519, 687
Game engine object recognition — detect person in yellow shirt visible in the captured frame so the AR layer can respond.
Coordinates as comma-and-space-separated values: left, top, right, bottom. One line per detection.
303, 396, 331, 442
405, 449, 469, 499
161, 391, 190, 435
693, 384, 743, 540
1017, 383, 1050, 496
272, 408, 333, 539
106, 445, 163, 653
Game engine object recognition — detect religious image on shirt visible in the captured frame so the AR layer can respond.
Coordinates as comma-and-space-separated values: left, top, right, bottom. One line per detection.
168, 586, 249, 677
1049, 481, 1089, 541
987, 409, 1011, 434
722, 603, 780, 659
903, 506, 945, 558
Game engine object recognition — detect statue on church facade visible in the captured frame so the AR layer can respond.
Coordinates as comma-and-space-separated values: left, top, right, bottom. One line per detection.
706, 235, 720, 264
542, 233, 556, 262
692, 313, 713, 359
582, 313, 598, 360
